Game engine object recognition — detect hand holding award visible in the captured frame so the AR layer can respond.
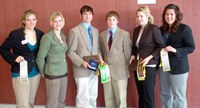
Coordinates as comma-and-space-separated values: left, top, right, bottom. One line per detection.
137, 59, 146, 81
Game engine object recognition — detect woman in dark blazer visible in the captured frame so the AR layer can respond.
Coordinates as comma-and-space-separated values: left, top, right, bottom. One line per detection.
159, 4, 195, 108
129, 6, 164, 108
0, 9, 43, 108
36, 12, 68, 108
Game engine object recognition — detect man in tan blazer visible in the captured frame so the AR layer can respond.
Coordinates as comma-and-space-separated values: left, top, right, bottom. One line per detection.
67, 5, 103, 108
99, 11, 132, 108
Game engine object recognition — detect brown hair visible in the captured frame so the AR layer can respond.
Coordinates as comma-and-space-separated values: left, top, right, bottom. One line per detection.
105, 11, 119, 21
161, 4, 183, 33
20, 9, 37, 28
80, 5, 93, 15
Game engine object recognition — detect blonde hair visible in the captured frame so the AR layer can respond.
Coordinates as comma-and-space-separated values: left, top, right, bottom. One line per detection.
20, 9, 37, 28
136, 6, 154, 24
50, 11, 65, 23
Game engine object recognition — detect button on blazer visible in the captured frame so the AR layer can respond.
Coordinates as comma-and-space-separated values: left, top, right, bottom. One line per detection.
0, 28, 44, 73
36, 30, 68, 76
100, 28, 132, 80
67, 24, 102, 77
132, 23, 165, 65
160, 23, 195, 74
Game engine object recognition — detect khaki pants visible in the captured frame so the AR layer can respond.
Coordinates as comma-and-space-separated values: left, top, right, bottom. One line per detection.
12, 74, 41, 108
103, 78, 128, 108
45, 76, 68, 108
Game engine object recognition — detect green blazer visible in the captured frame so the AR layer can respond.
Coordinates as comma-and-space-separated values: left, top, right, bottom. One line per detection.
36, 30, 68, 76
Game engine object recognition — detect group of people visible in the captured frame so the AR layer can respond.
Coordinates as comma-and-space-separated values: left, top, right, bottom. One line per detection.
0, 3, 195, 108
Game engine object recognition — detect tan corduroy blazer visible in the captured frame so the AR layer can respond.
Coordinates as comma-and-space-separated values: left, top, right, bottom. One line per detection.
100, 27, 132, 80
67, 24, 102, 78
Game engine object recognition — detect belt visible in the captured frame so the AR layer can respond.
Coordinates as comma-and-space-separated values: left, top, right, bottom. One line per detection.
44, 73, 67, 79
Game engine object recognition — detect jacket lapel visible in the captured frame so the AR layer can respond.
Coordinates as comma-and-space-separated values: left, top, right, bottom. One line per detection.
91, 28, 96, 53
138, 24, 150, 47
19, 28, 31, 52
52, 30, 60, 44
167, 26, 183, 46
79, 24, 91, 51
110, 28, 121, 51
102, 31, 109, 52
51, 30, 66, 51
60, 32, 68, 51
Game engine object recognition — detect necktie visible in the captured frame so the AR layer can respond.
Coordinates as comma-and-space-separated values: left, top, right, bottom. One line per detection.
108, 30, 113, 50
88, 27, 93, 49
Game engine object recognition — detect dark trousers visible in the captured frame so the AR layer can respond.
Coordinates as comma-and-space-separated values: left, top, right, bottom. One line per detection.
134, 67, 156, 108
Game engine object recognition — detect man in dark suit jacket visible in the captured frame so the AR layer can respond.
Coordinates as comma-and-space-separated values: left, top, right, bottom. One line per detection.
67, 5, 103, 108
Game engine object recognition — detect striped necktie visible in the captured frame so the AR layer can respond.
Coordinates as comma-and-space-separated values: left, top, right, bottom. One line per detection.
88, 27, 93, 49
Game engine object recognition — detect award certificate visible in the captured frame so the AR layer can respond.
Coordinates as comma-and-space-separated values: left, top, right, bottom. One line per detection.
160, 49, 171, 72
20, 60, 28, 83
136, 59, 146, 81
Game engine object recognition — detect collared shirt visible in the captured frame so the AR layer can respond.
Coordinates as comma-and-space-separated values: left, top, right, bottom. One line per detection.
107, 26, 118, 42
82, 22, 93, 50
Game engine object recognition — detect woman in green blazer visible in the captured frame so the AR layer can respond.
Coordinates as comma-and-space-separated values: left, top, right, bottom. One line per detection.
36, 12, 68, 108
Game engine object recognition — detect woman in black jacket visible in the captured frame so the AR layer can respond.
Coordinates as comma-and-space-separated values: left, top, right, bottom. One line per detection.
0, 9, 43, 108
159, 4, 195, 108
129, 6, 165, 108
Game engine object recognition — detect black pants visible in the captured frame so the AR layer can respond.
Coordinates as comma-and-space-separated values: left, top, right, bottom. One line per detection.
134, 67, 156, 108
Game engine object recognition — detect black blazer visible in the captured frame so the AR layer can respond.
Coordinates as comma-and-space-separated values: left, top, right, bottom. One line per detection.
160, 23, 195, 74
0, 28, 44, 73
132, 23, 165, 65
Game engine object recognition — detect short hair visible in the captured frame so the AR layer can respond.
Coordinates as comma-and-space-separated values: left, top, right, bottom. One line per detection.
80, 5, 93, 15
162, 4, 183, 33
50, 11, 65, 23
20, 9, 37, 28
136, 6, 154, 24
105, 11, 119, 21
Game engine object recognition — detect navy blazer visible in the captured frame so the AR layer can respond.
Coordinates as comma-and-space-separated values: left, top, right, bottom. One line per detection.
0, 28, 44, 73
132, 23, 165, 65
160, 23, 195, 74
